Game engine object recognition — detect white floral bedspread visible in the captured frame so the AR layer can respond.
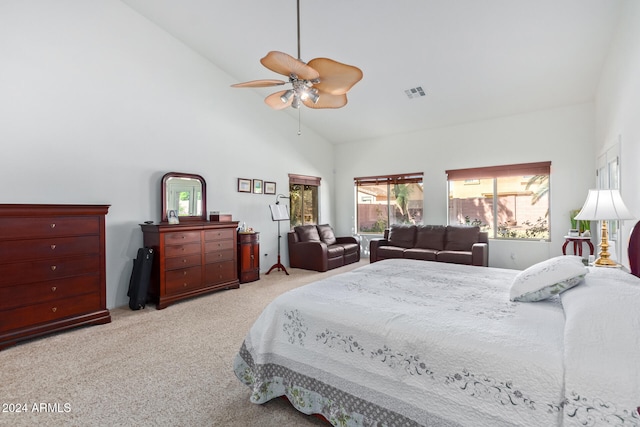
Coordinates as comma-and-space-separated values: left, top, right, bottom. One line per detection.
560, 266, 640, 426
234, 259, 639, 426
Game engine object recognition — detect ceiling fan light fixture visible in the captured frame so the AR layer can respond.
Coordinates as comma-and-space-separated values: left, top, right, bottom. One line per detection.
280, 89, 295, 103
307, 90, 320, 104
230, 0, 362, 114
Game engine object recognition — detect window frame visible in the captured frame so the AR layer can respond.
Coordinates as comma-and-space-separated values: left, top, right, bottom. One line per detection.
446, 162, 551, 241
354, 172, 424, 234
288, 174, 320, 228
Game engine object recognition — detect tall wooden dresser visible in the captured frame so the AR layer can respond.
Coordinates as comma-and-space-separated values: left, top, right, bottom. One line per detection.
140, 221, 240, 309
0, 204, 111, 350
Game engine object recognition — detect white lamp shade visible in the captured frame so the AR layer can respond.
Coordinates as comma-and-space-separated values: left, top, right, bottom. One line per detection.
574, 189, 634, 221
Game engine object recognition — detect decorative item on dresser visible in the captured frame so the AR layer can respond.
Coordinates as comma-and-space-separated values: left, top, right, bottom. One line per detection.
238, 231, 260, 283
140, 221, 240, 309
0, 204, 111, 350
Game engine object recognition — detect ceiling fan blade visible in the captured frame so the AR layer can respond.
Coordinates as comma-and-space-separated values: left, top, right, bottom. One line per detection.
303, 91, 348, 109
307, 58, 363, 95
261, 51, 320, 80
230, 79, 286, 88
264, 90, 292, 110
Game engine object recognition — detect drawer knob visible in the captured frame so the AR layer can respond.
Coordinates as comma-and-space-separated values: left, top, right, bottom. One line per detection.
183, 271, 187, 276
181, 235, 186, 239
50, 265, 57, 271
52, 307, 57, 312
182, 259, 187, 263
50, 244, 57, 250
50, 223, 56, 229
51, 286, 57, 292
183, 283, 187, 287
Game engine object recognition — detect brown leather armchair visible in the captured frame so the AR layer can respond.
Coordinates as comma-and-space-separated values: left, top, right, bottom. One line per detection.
288, 224, 360, 272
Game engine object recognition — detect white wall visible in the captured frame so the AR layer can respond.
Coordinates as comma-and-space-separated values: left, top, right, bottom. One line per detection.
334, 103, 596, 269
595, 0, 640, 267
2, 0, 636, 311
0, 0, 335, 308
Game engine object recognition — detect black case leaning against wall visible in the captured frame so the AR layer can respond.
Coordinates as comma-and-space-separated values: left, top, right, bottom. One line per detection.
128, 247, 154, 310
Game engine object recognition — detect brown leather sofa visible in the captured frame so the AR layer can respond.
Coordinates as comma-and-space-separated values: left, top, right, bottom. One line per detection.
369, 224, 488, 266
288, 224, 361, 272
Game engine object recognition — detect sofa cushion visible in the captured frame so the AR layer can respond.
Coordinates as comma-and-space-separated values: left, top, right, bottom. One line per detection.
445, 226, 480, 251
404, 248, 438, 261
326, 245, 345, 259
415, 225, 446, 250
295, 225, 321, 242
336, 242, 359, 255
387, 225, 416, 249
437, 250, 473, 265
376, 246, 407, 259
317, 224, 337, 246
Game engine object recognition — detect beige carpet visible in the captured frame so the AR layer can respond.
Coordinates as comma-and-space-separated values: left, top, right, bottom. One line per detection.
1, 260, 368, 427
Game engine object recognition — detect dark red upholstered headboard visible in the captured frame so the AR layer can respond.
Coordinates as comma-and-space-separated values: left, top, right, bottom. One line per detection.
629, 221, 640, 278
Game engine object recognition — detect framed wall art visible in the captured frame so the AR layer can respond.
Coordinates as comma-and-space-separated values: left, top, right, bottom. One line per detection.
253, 179, 263, 194
238, 178, 251, 193
264, 181, 276, 195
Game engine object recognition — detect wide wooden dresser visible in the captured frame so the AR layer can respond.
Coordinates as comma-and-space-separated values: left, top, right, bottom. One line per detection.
140, 221, 240, 309
0, 204, 111, 350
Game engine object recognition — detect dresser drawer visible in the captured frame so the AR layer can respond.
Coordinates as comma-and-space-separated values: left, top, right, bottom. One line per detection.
204, 228, 234, 241
204, 239, 234, 253
0, 216, 100, 240
205, 249, 234, 263
0, 292, 102, 333
0, 235, 100, 263
0, 276, 100, 310
165, 266, 203, 294
165, 254, 201, 270
205, 260, 236, 284
164, 243, 201, 258
164, 231, 201, 245
0, 255, 100, 287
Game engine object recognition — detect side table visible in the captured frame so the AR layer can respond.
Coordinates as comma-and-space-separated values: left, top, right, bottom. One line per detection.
238, 232, 260, 283
562, 236, 594, 257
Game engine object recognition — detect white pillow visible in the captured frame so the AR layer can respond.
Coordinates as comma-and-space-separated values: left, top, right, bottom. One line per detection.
510, 256, 588, 302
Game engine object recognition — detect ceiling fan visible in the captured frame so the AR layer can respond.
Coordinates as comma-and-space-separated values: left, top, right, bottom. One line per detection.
231, 0, 363, 110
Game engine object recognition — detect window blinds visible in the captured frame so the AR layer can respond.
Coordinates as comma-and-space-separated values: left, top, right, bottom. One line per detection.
354, 172, 424, 186
445, 162, 551, 180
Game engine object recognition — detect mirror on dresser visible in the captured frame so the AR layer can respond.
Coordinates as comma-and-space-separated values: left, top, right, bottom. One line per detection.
161, 172, 207, 222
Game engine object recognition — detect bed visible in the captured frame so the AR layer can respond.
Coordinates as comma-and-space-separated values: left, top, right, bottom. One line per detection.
234, 225, 640, 426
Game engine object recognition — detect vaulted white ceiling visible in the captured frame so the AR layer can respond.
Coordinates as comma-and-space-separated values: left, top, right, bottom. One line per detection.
120, 0, 622, 144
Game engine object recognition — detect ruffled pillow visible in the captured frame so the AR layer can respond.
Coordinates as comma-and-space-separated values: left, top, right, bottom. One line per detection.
510, 255, 588, 302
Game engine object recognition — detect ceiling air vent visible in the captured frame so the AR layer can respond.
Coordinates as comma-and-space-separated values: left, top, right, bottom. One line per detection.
404, 86, 426, 99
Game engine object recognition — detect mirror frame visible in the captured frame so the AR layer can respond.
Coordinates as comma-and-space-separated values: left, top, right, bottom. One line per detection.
161, 172, 207, 222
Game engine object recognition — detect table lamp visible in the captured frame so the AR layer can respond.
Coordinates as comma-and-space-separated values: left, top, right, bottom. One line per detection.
574, 189, 634, 266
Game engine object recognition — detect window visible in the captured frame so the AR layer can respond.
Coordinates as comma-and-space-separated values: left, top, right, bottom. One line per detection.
289, 174, 320, 228
355, 173, 424, 234
446, 162, 551, 240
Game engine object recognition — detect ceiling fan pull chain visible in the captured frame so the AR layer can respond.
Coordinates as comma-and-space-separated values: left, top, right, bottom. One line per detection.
298, 109, 302, 136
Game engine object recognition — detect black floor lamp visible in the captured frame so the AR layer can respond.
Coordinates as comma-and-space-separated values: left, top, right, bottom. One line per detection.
267, 194, 290, 275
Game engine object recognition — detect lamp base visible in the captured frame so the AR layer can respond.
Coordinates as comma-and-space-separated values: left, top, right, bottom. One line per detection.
593, 257, 619, 268
593, 220, 619, 268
